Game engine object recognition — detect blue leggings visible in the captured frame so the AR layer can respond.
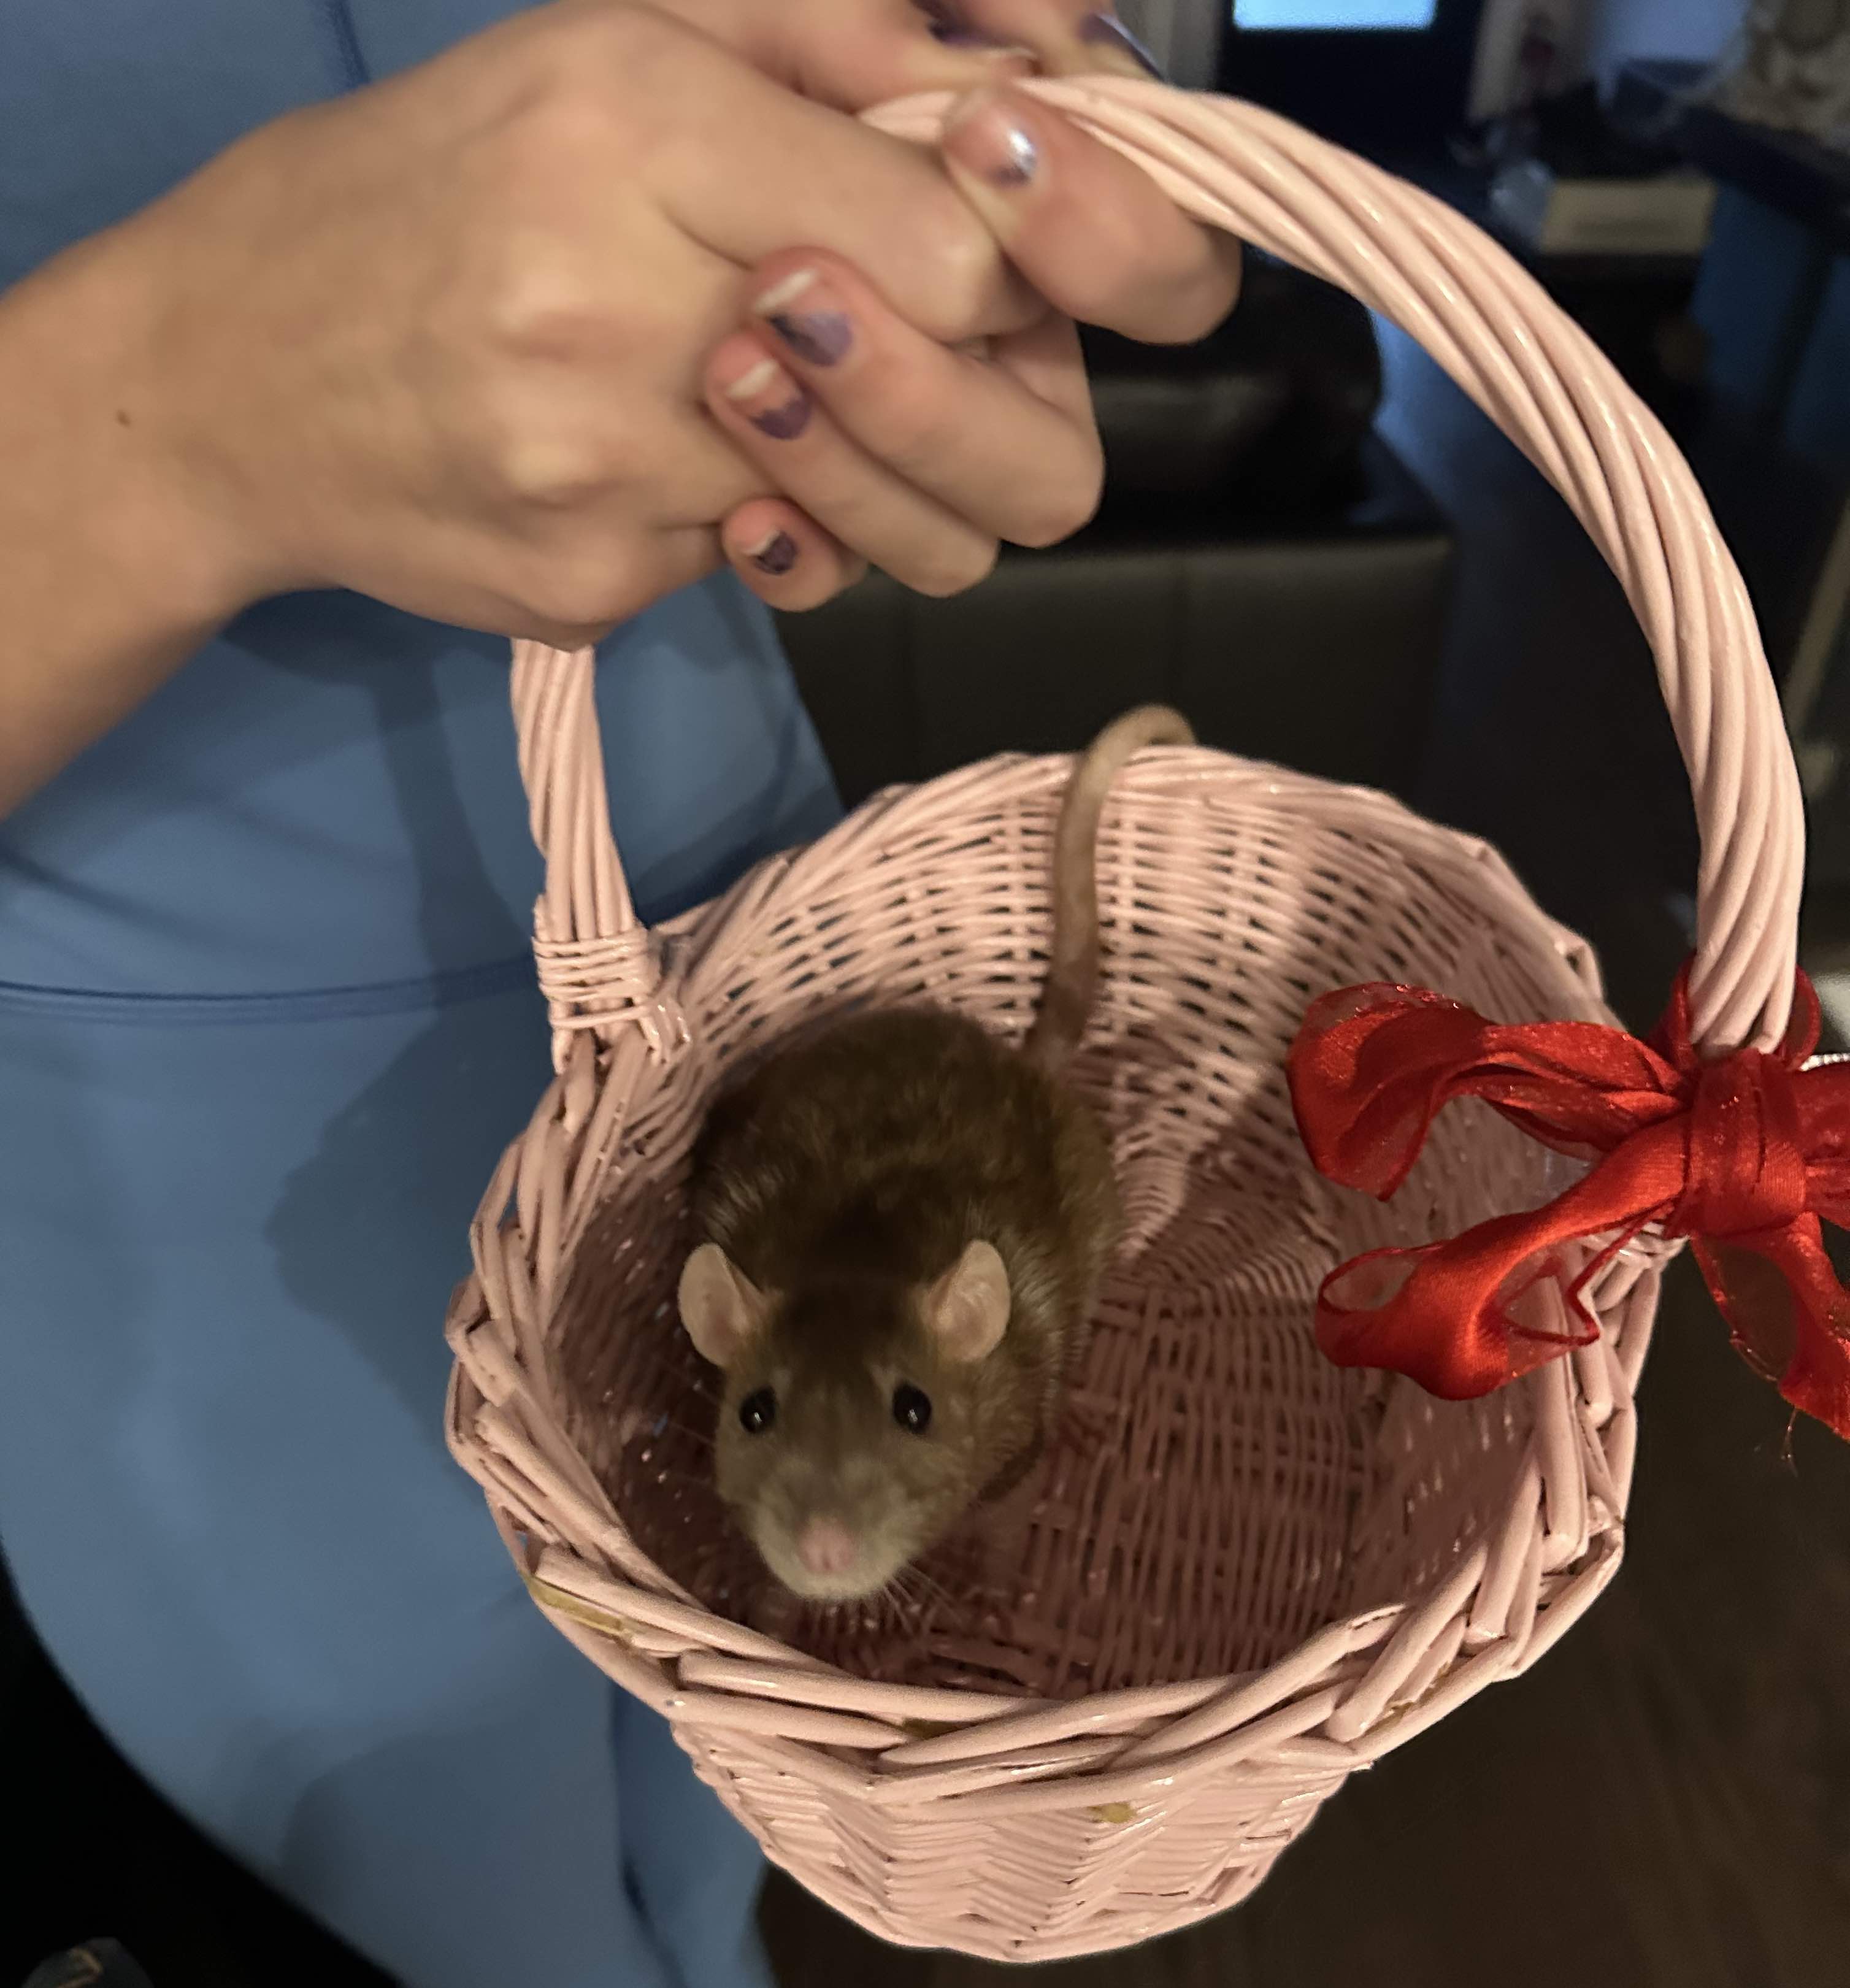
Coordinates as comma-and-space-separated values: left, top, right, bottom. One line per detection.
0, 978, 772, 1988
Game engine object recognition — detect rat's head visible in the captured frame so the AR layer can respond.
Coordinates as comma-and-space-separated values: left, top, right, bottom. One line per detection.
677, 1239, 1011, 1603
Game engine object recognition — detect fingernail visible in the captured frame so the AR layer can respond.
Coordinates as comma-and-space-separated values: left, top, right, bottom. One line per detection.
751, 271, 853, 368
908, 0, 1036, 69
942, 89, 1040, 188
910, 0, 975, 37
721, 354, 812, 439
741, 528, 799, 577
1078, 12, 1165, 79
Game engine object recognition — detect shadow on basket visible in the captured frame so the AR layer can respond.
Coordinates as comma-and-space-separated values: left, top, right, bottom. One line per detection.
542, 748, 1614, 1705
439, 68, 1817, 1962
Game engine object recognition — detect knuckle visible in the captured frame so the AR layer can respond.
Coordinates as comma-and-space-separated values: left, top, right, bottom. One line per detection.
1029, 198, 1152, 328
1138, 275, 1239, 347
1058, 258, 1138, 332
518, 552, 637, 635
481, 410, 614, 509
470, 370, 628, 509
479, 252, 608, 363
537, 2, 679, 96
904, 193, 1002, 338
530, 615, 619, 652
862, 378, 964, 487
1037, 203, 1231, 342
500, 11, 680, 178
1013, 482, 1100, 550
501, 62, 617, 167
1072, 228, 1239, 346
466, 156, 639, 366
911, 537, 998, 599
1021, 439, 1105, 547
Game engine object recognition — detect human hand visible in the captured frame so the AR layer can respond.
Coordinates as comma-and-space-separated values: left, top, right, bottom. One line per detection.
0, 2, 1244, 809
662, 2, 1241, 355
93, 1, 1119, 650
656, 1, 1243, 606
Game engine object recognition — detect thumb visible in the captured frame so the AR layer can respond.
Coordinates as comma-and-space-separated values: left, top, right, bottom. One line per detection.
938, 81, 1242, 342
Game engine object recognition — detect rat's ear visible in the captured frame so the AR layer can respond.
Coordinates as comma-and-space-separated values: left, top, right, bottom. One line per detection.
678, 1243, 768, 1369
924, 1240, 1011, 1364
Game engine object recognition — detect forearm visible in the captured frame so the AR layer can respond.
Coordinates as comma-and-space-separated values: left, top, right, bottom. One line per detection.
0, 221, 251, 817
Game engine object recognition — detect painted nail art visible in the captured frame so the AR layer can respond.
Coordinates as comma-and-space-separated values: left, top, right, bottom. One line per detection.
943, 92, 1040, 188
910, 0, 963, 36
910, 0, 1038, 62
742, 529, 799, 577
753, 271, 853, 368
749, 398, 811, 440
994, 122, 1038, 183
1078, 12, 1165, 79
933, 28, 1041, 61
722, 355, 812, 439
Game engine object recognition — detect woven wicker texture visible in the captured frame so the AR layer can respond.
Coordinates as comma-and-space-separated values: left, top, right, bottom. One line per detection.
444, 79, 1804, 1961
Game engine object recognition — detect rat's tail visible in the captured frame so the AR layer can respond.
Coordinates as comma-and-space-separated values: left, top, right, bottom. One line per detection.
1023, 704, 1196, 1075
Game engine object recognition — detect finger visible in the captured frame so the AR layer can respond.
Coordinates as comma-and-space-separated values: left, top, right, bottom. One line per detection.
958, 1, 1165, 79
938, 82, 1242, 343
658, 0, 1045, 110
485, 378, 777, 532
632, 23, 1046, 343
740, 250, 1100, 547
720, 496, 866, 611
989, 305, 1092, 431
704, 332, 1000, 598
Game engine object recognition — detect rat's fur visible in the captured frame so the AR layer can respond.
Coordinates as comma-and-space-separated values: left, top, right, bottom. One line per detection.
681, 707, 1193, 1602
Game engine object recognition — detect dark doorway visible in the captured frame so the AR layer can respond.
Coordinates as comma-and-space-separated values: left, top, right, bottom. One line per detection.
1219, 0, 1489, 157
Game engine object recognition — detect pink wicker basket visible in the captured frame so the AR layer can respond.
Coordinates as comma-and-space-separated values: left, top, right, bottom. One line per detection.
443, 79, 1805, 1962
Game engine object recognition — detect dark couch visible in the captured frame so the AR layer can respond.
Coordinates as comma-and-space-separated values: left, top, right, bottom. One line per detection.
777, 260, 1456, 807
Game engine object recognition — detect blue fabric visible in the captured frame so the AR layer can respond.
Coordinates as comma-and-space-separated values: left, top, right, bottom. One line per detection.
0, 7, 837, 1985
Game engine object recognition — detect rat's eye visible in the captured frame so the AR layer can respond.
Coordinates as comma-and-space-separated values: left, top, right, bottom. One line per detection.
738, 1387, 777, 1436
892, 1383, 932, 1435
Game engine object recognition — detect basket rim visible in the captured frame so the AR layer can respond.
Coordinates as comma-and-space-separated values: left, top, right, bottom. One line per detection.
654, 742, 1615, 1031
447, 743, 1651, 1747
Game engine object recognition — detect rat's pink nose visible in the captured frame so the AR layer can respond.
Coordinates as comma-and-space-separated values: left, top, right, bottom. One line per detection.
796, 1517, 859, 1579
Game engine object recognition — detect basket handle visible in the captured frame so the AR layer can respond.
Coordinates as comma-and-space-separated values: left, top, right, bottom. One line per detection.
866, 79, 1803, 1054
512, 78, 1803, 1055
509, 638, 671, 1069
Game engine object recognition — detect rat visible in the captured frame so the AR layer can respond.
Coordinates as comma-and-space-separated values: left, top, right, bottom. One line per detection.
676, 705, 1195, 1605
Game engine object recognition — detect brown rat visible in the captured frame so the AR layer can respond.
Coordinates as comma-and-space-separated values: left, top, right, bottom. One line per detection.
677, 705, 1194, 1603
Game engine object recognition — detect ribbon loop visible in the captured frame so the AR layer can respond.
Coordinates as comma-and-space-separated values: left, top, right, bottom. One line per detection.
1286, 962, 1850, 1440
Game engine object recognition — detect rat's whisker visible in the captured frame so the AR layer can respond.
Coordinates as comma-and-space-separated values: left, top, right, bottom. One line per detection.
888, 1564, 953, 1619
897, 1557, 954, 1606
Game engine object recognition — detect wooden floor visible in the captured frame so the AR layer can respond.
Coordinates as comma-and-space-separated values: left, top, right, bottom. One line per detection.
765, 1258, 1850, 1988
759, 326, 1850, 1987
10, 329, 1850, 1987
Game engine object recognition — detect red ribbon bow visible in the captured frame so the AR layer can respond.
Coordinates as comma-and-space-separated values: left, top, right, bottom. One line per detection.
1285, 964, 1850, 1438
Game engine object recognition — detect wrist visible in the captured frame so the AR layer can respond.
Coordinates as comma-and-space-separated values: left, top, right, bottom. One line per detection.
0, 220, 282, 812
1, 216, 272, 639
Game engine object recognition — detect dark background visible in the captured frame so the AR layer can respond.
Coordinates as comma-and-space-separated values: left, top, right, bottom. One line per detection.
15, 2, 1850, 1983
